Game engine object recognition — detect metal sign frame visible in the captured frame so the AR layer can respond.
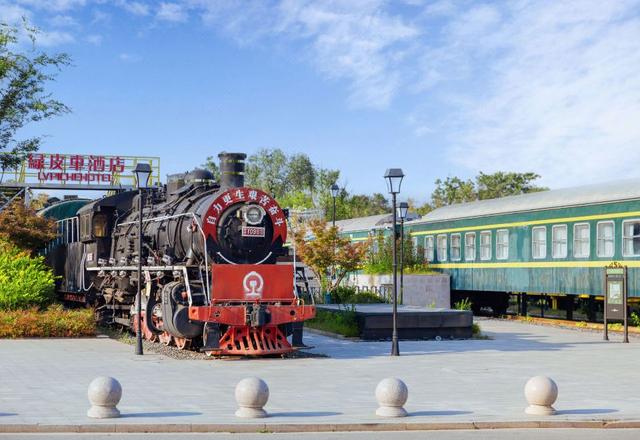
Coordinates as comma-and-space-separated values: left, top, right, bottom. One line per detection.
603, 262, 629, 343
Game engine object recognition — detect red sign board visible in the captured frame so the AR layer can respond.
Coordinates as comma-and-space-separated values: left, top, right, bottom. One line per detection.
27, 153, 124, 183
211, 264, 295, 302
202, 187, 287, 244
11, 153, 160, 187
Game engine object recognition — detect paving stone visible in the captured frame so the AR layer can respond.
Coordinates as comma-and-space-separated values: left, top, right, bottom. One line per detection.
0, 318, 638, 426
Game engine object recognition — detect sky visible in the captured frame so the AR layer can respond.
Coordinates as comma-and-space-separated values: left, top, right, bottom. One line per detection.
3, 0, 640, 202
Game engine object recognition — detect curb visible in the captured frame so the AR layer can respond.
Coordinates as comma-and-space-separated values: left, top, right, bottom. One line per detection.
1, 420, 640, 433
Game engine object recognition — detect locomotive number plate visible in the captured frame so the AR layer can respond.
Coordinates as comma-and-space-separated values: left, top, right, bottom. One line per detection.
242, 226, 265, 237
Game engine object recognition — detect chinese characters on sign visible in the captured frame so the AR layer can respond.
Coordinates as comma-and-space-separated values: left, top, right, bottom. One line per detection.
202, 187, 287, 244
26, 153, 133, 184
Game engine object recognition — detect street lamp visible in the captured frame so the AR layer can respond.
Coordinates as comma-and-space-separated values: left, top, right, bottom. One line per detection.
384, 168, 404, 357
133, 162, 152, 356
397, 201, 409, 306
330, 183, 339, 228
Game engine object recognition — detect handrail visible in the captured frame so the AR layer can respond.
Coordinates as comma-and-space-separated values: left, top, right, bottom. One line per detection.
0, 188, 25, 213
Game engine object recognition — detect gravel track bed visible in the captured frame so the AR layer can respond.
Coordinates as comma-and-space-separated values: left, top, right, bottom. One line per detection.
98, 327, 326, 360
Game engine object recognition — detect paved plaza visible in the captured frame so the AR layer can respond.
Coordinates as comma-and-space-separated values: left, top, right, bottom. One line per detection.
2, 430, 640, 440
0, 319, 638, 431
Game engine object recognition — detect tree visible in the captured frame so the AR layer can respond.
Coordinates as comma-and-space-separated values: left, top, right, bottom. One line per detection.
0, 202, 56, 253
292, 219, 369, 294
431, 177, 476, 208
201, 156, 220, 180
286, 153, 315, 193
244, 148, 289, 199
476, 171, 547, 200
0, 21, 71, 181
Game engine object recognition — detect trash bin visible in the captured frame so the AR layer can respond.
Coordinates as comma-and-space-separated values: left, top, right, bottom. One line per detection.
324, 292, 332, 304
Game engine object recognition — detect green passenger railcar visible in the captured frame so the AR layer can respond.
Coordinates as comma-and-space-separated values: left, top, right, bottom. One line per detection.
339, 180, 640, 317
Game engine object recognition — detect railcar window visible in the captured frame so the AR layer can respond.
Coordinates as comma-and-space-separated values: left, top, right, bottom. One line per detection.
552, 225, 568, 258
597, 221, 614, 258
465, 232, 476, 261
480, 231, 491, 260
411, 236, 419, 256
532, 226, 547, 259
496, 229, 509, 260
573, 223, 590, 258
451, 234, 461, 261
425, 236, 435, 262
437, 234, 447, 262
622, 220, 640, 256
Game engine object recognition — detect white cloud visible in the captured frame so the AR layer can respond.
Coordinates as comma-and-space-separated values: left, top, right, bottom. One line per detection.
157, 2, 187, 22
0, 2, 32, 24
119, 52, 140, 62
16, 0, 86, 12
86, 33, 102, 45
117, 0, 149, 16
37, 29, 74, 46
49, 14, 78, 27
419, 0, 640, 186
191, 0, 419, 109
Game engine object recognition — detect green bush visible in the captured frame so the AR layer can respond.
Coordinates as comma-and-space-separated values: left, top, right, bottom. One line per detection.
0, 240, 56, 310
631, 311, 640, 327
330, 286, 385, 304
306, 306, 360, 337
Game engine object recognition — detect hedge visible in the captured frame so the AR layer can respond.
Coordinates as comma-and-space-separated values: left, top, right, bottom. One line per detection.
0, 305, 96, 338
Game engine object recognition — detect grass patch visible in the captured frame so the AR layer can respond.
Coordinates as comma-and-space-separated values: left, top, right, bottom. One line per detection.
471, 322, 490, 339
306, 307, 360, 337
0, 304, 96, 338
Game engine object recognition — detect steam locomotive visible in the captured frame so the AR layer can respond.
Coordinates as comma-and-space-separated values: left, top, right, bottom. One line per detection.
48, 152, 316, 356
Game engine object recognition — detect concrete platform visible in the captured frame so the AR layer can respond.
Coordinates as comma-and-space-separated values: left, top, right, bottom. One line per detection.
317, 304, 473, 340
0, 319, 639, 432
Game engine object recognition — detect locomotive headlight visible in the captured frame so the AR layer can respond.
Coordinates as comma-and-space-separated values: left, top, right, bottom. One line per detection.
244, 205, 264, 225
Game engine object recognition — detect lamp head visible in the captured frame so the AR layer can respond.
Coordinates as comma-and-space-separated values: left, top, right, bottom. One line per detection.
397, 201, 409, 220
384, 168, 404, 194
330, 183, 340, 198
133, 162, 152, 189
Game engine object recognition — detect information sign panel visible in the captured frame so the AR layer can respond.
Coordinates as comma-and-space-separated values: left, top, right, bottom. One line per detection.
603, 263, 629, 343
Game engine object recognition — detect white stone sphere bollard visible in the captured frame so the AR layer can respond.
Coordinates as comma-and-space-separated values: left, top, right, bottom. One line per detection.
375, 378, 408, 417
235, 377, 269, 418
524, 376, 558, 416
87, 376, 122, 418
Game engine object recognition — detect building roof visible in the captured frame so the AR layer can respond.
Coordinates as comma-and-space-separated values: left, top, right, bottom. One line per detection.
335, 211, 421, 233
410, 178, 640, 225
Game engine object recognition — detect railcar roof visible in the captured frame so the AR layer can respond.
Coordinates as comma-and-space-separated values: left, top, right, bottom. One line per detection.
410, 178, 640, 225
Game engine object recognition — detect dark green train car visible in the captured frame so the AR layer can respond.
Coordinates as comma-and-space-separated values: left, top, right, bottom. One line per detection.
340, 180, 640, 318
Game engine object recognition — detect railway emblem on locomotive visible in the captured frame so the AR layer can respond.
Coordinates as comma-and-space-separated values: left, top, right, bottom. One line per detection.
243, 271, 264, 299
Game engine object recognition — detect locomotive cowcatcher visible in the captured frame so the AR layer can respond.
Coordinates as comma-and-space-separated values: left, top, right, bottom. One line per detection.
48, 152, 316, 356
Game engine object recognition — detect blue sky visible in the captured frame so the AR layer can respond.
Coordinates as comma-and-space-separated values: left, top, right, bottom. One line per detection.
3, 0, 640, 202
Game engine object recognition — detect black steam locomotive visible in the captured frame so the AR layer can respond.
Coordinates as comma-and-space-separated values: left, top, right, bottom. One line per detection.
49, 152, 315, 355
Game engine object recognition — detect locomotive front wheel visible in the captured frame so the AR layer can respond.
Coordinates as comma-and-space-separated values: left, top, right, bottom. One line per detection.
159, 332, 173, 346
174, 337, 191, 350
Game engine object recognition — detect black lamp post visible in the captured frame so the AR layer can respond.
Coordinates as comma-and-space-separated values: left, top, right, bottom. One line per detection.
330, 183, 339, 228
133, 162, 152, 356
329, 183, 340, 291
384, 168, 404, 357
397, 201, 409, 306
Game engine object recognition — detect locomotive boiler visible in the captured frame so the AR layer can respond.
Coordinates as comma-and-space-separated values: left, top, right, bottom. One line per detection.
53, 152, 315, 355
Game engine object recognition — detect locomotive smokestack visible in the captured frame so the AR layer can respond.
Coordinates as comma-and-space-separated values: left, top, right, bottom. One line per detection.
218, 152, 247, 189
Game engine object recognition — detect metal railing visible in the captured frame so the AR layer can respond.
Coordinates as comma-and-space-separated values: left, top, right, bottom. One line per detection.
45, 216, 79, 254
